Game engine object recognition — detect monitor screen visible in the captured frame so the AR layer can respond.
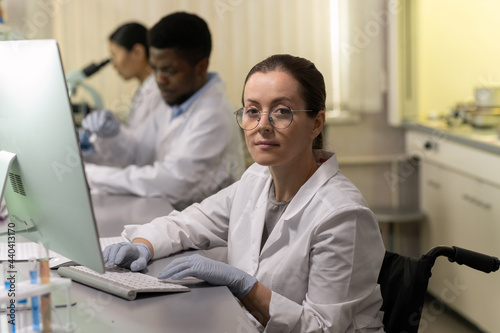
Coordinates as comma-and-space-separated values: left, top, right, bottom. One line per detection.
0, 39, 104, 273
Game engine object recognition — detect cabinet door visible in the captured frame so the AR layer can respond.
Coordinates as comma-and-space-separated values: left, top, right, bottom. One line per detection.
420, 161, 447, 251
469, 179, 500, 332
420, 161, 457, 299
424, 164, 500, 331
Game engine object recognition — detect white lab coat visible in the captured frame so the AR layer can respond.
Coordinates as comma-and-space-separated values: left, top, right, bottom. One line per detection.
123, 150, 385, 332
84, 74, 165, 167
85, 73, 245, 209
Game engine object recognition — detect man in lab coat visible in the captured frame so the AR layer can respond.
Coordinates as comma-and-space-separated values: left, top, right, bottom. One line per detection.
84, 12, 245, 210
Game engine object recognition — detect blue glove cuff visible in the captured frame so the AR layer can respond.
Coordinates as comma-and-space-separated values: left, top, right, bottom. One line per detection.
79, 130, 95, 156
234, 275, 258, 300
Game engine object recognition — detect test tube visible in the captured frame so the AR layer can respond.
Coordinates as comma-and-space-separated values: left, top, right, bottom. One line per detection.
3, 261, 9, 290
39, 243, 51, 333
17, 298, 27, 333
29, 257, 40, 332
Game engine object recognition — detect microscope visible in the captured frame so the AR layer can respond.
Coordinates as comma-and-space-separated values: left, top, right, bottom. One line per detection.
65, 59, 110, 125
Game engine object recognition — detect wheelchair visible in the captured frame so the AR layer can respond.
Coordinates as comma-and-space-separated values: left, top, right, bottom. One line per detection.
377, 246, 500, 333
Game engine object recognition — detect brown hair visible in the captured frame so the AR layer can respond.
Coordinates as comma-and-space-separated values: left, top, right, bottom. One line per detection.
243, 54, 325, 149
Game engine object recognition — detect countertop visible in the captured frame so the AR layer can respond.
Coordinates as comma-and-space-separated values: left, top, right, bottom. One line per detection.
402, 120, 500, 155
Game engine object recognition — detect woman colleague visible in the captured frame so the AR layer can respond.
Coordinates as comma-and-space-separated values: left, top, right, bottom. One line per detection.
103, 54, 386, 332
82, 22, 166, 167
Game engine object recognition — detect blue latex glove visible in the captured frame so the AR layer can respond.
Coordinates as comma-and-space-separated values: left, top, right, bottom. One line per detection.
78, 129, 94, 156
102, 242, 151, 271
158, 254, 257, 300
81, 109, 120, 138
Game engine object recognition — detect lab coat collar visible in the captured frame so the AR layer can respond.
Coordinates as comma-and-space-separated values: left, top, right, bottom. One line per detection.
141, 73, 155, 89
259, 150, 339, 256
170, 72, 220, 120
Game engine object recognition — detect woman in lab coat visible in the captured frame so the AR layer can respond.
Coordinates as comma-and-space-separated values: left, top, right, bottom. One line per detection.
104, 54, 385, 332
82, 22, 167, 167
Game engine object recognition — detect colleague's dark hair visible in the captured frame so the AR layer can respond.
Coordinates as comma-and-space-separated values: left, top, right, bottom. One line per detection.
109, 22, 149, 58
149, 12, 211, 66
243, 54, 326, 149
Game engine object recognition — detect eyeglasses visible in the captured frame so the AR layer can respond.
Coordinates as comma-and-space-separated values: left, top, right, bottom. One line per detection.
234, 105, 314, 130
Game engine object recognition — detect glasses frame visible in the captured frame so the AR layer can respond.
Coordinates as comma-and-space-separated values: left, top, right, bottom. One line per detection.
234, 105, 315, 131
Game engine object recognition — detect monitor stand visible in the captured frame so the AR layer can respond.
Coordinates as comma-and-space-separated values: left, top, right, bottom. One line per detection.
0, 150, 38, 236
0, 150, 16, 204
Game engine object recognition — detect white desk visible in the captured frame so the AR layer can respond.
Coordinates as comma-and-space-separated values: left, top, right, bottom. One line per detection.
64, 251, 257, 333
91, 194, 175, 237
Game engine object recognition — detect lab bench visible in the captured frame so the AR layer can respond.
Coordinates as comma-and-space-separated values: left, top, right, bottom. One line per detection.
1, 194, 257, 333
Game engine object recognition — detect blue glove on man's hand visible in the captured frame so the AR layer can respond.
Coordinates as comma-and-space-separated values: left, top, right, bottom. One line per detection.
158, 254, 257, 300
78, 129, 94, 156
82, 109, 120, 138
103, 242, 151, 271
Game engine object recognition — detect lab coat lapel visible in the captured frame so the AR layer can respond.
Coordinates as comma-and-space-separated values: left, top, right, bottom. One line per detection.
247, 177, 271, 273
158, 95, 205, 147
229, 171, 271, 275
157, 111, 185, 148
260, 152, 339, 256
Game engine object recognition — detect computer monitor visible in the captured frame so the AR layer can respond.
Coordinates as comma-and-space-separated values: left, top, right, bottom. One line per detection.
0, 39, 104, 273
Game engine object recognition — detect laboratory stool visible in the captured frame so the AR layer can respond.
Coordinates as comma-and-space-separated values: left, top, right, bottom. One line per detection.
372, 207, 425, 254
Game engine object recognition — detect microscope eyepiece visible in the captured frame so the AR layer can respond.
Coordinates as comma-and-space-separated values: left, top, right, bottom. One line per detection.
82, 58, 111, 77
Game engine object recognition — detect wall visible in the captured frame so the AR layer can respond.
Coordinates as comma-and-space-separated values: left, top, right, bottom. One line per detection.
3, 0, 388, 117
326, 0, 420, 254
34, 0, 332, 118
325, 104, 419, 256
416, 0, 500, 119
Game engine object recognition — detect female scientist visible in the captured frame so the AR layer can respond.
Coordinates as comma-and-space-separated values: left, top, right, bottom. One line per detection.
104, 54, 386, 332
82, 22, 167, 167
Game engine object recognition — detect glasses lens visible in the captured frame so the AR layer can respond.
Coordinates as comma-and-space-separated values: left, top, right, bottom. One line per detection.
270, 106, 293, 129
237, 107, 260, 130
236, 106, 294, 130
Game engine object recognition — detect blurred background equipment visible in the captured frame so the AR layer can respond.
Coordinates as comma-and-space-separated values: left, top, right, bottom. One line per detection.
66, 58, 110, 98
65, 58, 110, 125
0, 0, 21, 41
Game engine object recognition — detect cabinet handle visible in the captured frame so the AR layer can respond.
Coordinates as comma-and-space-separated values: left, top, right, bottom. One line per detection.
424, 141, 434, 150
480, 202, 491, 210
462, 194, 491, 210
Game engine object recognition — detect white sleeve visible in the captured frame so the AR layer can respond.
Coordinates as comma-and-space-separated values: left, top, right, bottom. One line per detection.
121, 182, 238, 259
85, 104, 239, 207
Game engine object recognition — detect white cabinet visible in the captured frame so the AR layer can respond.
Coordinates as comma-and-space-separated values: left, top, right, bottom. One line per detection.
406, 130, 500, 332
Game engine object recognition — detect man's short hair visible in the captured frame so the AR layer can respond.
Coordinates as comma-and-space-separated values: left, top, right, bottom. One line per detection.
149, 12, 212, 65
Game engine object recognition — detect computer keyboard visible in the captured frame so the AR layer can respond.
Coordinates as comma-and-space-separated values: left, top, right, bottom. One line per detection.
57, 265, 190, 300
0, 241, 59, 261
